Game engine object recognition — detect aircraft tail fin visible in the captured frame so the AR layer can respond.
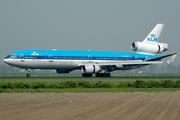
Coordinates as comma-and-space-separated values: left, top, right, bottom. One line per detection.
143, 24, 164, 43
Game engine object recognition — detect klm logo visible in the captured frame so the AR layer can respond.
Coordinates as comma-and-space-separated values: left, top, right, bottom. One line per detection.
31, 52, 39, 56
169, 58, 173, 62
147, 34, 158, 41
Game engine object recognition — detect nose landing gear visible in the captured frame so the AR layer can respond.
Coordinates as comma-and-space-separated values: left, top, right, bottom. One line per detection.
26, 73, 31, 77
26, 69, 31, 77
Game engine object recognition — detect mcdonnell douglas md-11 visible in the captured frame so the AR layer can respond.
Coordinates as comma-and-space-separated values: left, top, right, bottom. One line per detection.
4, 24, 177, 77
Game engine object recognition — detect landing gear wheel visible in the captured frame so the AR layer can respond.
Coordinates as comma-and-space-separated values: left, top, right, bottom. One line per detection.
95, 73, 101, 77
95, 73, 111, 77
100, 73, 105, 77
107, 73, 111, 77
82, 73, 92, 77
26, 73, 31, 77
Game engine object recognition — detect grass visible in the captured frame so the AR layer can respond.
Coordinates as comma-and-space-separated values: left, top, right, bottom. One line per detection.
1, 88, 180, 93
0, 78, 180, 84
1, 77, 180, 93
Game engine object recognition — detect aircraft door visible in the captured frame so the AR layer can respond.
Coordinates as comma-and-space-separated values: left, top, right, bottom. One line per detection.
20, 54, 25, 62
88, 55, 92, 62
48, 55, 54, 68
49, 55, 53, 62
20, 54, 26, 67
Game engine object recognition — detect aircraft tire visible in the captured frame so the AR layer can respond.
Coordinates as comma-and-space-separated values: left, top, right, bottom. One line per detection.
82, 73, 85, 77
26, 73, 31, 77
89, 74, 92, 77
95, 73, 101, 77
82, 73, 92, 77
95, 73, 111, 77
98, 73, 111, 77
100, 73, 105, 77
107, 73, 111, 77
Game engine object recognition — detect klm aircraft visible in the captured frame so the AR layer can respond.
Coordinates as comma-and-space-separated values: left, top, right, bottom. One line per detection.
4, 24, 177, 77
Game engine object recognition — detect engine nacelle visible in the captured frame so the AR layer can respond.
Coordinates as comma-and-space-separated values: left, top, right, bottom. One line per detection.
81, 65, 101, 74
131, 42, 168, 54
55, 69, 71, 73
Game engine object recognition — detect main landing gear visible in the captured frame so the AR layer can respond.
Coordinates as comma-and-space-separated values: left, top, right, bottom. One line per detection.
82, 73, 92, 77
95, 73, 111, 77
82, 73, 111, 77
26, 69, 31, 77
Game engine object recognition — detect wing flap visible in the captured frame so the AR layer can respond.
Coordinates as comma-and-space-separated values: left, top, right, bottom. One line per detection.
99, 61, 163, 67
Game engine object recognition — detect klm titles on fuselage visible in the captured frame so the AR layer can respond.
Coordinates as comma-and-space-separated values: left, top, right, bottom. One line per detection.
31, 52, 39, 56
147, 34, 158, 41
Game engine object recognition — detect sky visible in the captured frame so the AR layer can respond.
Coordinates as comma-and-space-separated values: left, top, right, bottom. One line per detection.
0, 0, 180, 64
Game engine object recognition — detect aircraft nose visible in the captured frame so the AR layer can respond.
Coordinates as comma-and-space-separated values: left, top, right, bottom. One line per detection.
3, 56, 11, 65
3, 58, 14, 66
3, 58, 8, 64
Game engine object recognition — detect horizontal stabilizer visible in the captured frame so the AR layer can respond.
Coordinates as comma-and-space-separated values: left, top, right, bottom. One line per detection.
168, 54, 177, 62
146, 53, 177, 61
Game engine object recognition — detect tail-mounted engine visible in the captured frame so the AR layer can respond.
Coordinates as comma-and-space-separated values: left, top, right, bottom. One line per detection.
131, 42, 168, 54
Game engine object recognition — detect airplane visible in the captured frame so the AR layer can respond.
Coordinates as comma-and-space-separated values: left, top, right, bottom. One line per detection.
3, 24, 177, 77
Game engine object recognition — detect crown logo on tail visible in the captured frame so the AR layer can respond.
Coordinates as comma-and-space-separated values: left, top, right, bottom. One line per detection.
150, 34, 156, 37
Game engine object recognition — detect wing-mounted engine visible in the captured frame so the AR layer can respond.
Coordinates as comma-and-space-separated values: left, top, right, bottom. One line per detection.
81, 64, 101, 73
131, 24, 168, 54
131, 42, 168, 54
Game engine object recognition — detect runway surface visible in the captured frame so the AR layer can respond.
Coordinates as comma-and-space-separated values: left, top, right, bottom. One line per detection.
0, 77, 180, 79
1, 92, 180, 120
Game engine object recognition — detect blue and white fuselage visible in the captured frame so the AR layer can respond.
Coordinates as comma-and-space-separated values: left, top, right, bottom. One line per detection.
4, 49, 159, 69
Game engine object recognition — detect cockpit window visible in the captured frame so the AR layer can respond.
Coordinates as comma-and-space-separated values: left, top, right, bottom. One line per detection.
9, 55, 16, 58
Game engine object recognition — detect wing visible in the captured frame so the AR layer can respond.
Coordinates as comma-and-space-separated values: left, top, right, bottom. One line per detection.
78, 61, 163, 71
78, 61, 163, 66
77, 53, 177, 72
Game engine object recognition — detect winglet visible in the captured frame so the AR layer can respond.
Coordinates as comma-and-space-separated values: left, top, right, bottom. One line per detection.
165, 53, 177, 64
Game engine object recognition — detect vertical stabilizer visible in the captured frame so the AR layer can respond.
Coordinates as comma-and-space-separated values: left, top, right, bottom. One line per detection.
131, 24, 168, 54
143, 24, 164, 43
